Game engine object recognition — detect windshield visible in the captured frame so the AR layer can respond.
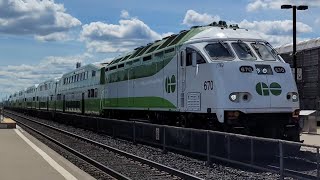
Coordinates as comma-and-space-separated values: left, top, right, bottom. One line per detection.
251, 42, 276, 61
204, 42, 234, 61
231, 42, 256, 61
265, 42, 280, 61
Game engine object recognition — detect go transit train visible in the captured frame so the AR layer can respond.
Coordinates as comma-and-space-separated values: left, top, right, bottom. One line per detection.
6, 21, 301, 141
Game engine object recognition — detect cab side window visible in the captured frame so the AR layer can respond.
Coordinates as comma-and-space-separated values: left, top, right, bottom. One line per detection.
196, 53, 206, 64
186, 48, 206, 66
186, 51, 192, 66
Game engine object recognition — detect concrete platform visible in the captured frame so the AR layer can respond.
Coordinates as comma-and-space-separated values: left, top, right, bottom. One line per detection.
0, 117, 16, 129
0, 126, 95, 180
301, 127, 320, 146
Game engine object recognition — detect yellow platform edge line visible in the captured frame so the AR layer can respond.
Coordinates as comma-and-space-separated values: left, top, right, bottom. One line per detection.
1, 118, 16, 124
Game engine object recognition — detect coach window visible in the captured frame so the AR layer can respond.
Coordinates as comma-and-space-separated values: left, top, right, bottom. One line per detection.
91, 89, 94, 98
88, 90, 90, 98
109, 66, 117, 70
205, 42, 234, 61
92, 70, 96, 77
143, 56, 152, 62
94, 88, 98, 97
155, 51, 164, 59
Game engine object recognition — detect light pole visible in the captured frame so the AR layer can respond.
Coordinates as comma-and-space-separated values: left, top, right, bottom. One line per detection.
281, 4, 308, 82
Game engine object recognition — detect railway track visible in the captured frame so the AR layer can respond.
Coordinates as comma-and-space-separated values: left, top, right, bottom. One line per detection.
5, 111, 202, 180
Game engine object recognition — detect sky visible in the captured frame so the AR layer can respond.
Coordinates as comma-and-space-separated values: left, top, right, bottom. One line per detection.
1, 0, 320, 100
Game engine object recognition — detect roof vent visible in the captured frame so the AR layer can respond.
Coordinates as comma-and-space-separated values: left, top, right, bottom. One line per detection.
218, 21, 227, 28
162, 36, 170, 40
76, 62, 81, 69
208, 22, 218, 26
229, 24, 239, 29
191, 25, 201, 29
134, 46, 144, 50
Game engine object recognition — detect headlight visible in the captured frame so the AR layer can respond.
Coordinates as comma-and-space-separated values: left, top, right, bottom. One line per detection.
287, 92, 299, 102
292, 92, 299, 102
292, 95, 297, 100
229, 93, 239, 102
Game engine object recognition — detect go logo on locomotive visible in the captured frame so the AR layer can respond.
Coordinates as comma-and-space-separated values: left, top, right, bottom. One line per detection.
165, 75, 176, 93
256, 82, 282, 96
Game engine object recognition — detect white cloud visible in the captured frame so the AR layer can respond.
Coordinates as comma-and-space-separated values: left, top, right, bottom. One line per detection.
179, 9, 314, 47
0, 0, 81, 38
255, 32, 301, 47
316, 18, 320, 25
182, 10, 220, 26
247, 0, 320, 12
239, 19, 312, 35
120, 10, 130, 19
161, 32, 175, 38
236, 19, 311, 47
35, 32, 71, 42
80, 17, 162, 53
0, 53, 96, 98
246, 0, 278, 12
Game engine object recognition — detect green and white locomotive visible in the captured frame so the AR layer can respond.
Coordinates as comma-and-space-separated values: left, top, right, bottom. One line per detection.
7, 21, 301, 141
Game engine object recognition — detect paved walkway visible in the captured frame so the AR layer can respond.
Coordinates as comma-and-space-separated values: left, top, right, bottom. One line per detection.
0, 127, 95, 180
301, 127, 320, 146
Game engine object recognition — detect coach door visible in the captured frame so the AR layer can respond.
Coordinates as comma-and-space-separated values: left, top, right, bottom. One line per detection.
178, 49, 186, 110
63, 95, 65, 113
47, 96, 49, 111
81, 93, 85, 115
